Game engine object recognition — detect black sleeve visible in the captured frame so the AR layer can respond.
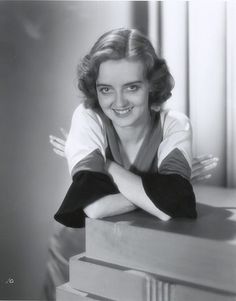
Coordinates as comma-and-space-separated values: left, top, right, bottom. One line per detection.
54, 171, 119, 228
141, 172, 197, 219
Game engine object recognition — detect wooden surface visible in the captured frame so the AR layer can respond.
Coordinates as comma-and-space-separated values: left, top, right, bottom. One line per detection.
70, 253, 158, 301
57, 283, 110, 301
86, 185, 236, 294
69, 253, 174, 301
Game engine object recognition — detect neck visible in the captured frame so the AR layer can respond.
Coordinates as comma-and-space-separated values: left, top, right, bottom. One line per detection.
113, 114, 152, 145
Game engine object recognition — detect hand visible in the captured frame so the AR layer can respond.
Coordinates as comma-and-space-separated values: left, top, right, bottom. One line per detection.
191, 154, 219, 183
49, 128, 68, 158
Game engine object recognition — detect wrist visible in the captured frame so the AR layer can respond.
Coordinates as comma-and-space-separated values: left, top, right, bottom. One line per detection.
105, 159, 112, 171
106, 159, 117, 172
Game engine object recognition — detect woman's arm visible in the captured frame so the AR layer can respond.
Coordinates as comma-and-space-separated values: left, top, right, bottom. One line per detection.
84, 193, 137, 219
106, 161, 171, 221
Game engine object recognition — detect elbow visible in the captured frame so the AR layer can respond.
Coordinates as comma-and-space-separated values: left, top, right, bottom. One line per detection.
84, 203, 102, 219
157, 188, 197, 220
183, 204, 198, 219
84, 211, 97, 219
84, 208, 98, 219
177, 191, 198, 219
152, 196, 197, 220
142, 173, 197, 220
171, 198, 198, 219
159, 214, 171, 222
154, 209, 171, 221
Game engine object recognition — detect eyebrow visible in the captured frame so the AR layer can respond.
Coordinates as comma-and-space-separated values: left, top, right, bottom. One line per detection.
96, 83, 112, 88
96, 81, 143, 88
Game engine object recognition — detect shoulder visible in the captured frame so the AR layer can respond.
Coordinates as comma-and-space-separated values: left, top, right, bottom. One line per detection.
160, 109, 192, 135
72, 103, 104, 129
157, 109, 193, 176
65, 103, 107, 174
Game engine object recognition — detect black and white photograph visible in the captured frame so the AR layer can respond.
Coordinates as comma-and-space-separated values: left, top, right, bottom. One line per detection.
0, 1, 236, 300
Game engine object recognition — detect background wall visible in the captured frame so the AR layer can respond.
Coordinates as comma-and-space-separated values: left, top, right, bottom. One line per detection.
147, 1, 236, 187
0, 1, 133, 299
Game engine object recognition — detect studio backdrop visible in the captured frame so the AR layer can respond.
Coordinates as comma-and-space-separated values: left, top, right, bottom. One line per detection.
146, 1, 236, 187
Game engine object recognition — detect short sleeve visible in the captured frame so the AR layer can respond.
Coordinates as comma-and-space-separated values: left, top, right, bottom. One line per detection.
158, 110, 192, 180
65, 103, 107, 176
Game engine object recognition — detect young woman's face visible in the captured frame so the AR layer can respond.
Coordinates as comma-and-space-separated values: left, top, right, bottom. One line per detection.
96, 58, 151, 129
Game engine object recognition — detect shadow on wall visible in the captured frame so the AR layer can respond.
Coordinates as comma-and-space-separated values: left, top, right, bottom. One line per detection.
0, 1, 136, 299
132, 1, 148, 35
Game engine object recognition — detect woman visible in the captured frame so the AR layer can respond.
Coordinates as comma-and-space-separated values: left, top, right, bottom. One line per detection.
55, 27, 197, 227
44, 28, 218, 299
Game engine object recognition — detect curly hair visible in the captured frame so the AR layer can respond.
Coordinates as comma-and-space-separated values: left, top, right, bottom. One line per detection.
77, 28, 174, 109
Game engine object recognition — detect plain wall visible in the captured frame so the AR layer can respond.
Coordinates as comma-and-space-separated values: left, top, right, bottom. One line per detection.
0, 1, 132, 299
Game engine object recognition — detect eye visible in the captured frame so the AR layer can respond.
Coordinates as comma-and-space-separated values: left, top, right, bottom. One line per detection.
98, 87, 111, 94
127, 85, 139, 92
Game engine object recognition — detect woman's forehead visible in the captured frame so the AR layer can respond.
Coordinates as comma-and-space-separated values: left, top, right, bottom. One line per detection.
96, 58, 147, 85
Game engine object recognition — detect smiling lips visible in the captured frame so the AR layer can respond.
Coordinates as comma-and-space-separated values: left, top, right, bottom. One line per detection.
112, 106, 134, 117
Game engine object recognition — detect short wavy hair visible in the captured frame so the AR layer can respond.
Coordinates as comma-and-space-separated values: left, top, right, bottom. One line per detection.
77, 28, 174, 109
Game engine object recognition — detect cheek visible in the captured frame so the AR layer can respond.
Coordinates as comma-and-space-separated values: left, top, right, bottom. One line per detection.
98, 95, 111, 109
133, 90, 149, 106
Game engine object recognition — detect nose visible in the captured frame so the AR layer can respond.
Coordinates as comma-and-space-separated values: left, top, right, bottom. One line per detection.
114, 91, 128, 108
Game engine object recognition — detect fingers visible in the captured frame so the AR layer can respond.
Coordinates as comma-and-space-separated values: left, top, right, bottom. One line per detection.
49, 141, 65, 152
192, 157, 219, 173
192, 154, 214, 163
191, 164, 218, 180
60, 128, 68, 139
191, 155, 219, 183
192, 160, 219, 175
191, 174, 212, 184
52, 147, 66, 158
49, 135, 66, 146
49, 135, 66, 158
192, 155, 219, 166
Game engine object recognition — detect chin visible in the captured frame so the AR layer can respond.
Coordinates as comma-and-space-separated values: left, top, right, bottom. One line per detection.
112, 116, 141, 128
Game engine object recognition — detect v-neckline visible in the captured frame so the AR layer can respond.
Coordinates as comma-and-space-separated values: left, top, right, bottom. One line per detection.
102, 110, 163, 174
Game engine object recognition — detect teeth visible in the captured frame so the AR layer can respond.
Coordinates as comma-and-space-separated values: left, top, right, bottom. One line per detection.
113, 107, 132, 114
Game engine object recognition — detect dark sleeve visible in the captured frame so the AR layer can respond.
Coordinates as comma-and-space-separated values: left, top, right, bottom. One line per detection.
54, 171, 119, 228
141, 172, 197, 219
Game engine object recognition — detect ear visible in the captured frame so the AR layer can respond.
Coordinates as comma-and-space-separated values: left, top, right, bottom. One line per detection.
150, 103, 160, 112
